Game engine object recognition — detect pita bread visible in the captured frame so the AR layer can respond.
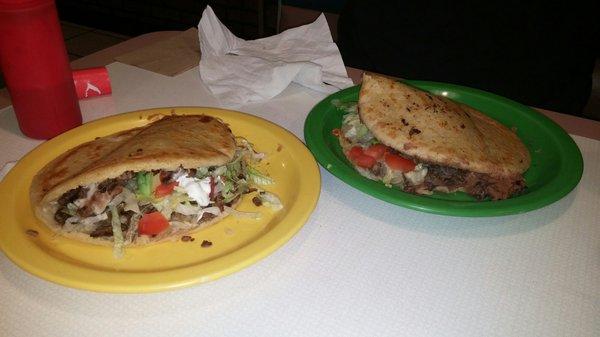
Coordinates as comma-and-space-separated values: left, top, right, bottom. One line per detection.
358, 73, 530, 178
30, 114, 238, 246
32, 115, 235, 206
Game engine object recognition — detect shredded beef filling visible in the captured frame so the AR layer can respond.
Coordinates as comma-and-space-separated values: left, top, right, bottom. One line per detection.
171, 212, 217, 224
57, 186, 87, 206
89, 222, 126, 238
54, 186, 87, 224
355, 153, 525, 200
406, 164, 525, 200
52, 168, 240, 238
463, 172, 526, 201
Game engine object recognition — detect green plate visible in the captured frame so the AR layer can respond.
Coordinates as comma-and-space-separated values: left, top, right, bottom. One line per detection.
304, 81, 583, 217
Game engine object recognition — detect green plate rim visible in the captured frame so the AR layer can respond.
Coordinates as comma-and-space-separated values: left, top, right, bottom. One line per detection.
304, 81, 583, 217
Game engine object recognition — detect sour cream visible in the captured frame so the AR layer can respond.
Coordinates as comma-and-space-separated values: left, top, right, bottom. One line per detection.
404, 164, 428, 186
175, 175, 212, 206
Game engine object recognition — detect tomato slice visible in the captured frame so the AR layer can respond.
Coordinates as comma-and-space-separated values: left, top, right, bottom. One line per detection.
347, 145, 364, 160
353, 154, 377, 168
138, 211, 170, 235
384, 153, 416, 172
364, 144, 388, 159
347, 145, 377, 168
154, 181, 178, 198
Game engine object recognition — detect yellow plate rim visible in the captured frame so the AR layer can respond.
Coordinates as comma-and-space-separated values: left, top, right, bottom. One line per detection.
0, 107, 321, 293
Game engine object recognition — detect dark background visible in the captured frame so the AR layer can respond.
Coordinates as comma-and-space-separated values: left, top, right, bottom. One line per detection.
1, 1, 598, 120
55, 0, 280, 40
56, 0, 599, 120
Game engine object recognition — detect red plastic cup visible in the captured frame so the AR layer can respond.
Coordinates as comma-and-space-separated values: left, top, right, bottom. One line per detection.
72, 67, 112, 99
0, 0, 82, 139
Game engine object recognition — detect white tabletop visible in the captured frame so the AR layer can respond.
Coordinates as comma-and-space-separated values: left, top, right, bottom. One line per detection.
1, 62, 599, 337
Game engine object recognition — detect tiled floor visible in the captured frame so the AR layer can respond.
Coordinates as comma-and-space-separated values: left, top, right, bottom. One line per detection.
61, 21, 130, 61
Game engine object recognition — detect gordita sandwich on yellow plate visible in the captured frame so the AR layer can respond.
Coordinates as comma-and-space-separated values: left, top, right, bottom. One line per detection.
30, 115, 281, 257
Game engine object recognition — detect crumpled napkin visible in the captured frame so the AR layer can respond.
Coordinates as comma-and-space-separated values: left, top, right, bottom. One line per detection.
198, 5, 353, 107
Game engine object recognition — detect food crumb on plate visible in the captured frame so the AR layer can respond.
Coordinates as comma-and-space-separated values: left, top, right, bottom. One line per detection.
25, 229, 38, 238
252, 196, 262, 206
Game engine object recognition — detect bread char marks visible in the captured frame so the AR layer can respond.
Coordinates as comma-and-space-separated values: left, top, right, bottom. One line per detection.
371, 82, 478, 146
358, 73, 530, 177
35, 128, 143, 199
32, 114, 237, 209
123, 116, 232, 164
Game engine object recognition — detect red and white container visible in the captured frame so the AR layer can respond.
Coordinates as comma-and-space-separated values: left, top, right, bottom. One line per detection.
72, 66, 112, 99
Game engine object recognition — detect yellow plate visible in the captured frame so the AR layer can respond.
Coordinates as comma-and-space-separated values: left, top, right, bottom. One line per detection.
0, 107, 320, 293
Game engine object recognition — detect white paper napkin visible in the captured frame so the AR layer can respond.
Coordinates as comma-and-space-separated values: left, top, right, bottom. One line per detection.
197, 5, 353, 107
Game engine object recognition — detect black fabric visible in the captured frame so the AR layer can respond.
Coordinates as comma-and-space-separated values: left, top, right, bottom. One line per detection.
337, 1, 599, 116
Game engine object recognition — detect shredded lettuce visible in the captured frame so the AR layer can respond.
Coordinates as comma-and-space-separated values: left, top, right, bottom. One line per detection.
382, 167, 405, 188
81, 212, 108, 226
258, 191, 283, 211
236, 137, 265, 161
165, 191, 192, 207
121, 188, 140, 214
221, 179, 237, 203
235, 178, 249, 195
175, 202, 200, 216
154, 190, 192, 219
224, 206, 261, 220
196, 206, 221, 222
109, 205, 125, 259
212, 166, 227, 177
225, 158, 243, 180
63, 213, 107, 233
247, 166, 274, 185
341, 112, 374, 144
332, 99, 357, 113
195, 167, 209, 179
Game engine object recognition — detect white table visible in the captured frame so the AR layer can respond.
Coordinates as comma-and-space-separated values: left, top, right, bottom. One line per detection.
1, 61, 599, 337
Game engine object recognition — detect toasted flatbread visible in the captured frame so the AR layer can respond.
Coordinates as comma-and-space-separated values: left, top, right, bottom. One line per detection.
31, 115, 235, 206
358, 73, 530, 178
30, 114, 238, 246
